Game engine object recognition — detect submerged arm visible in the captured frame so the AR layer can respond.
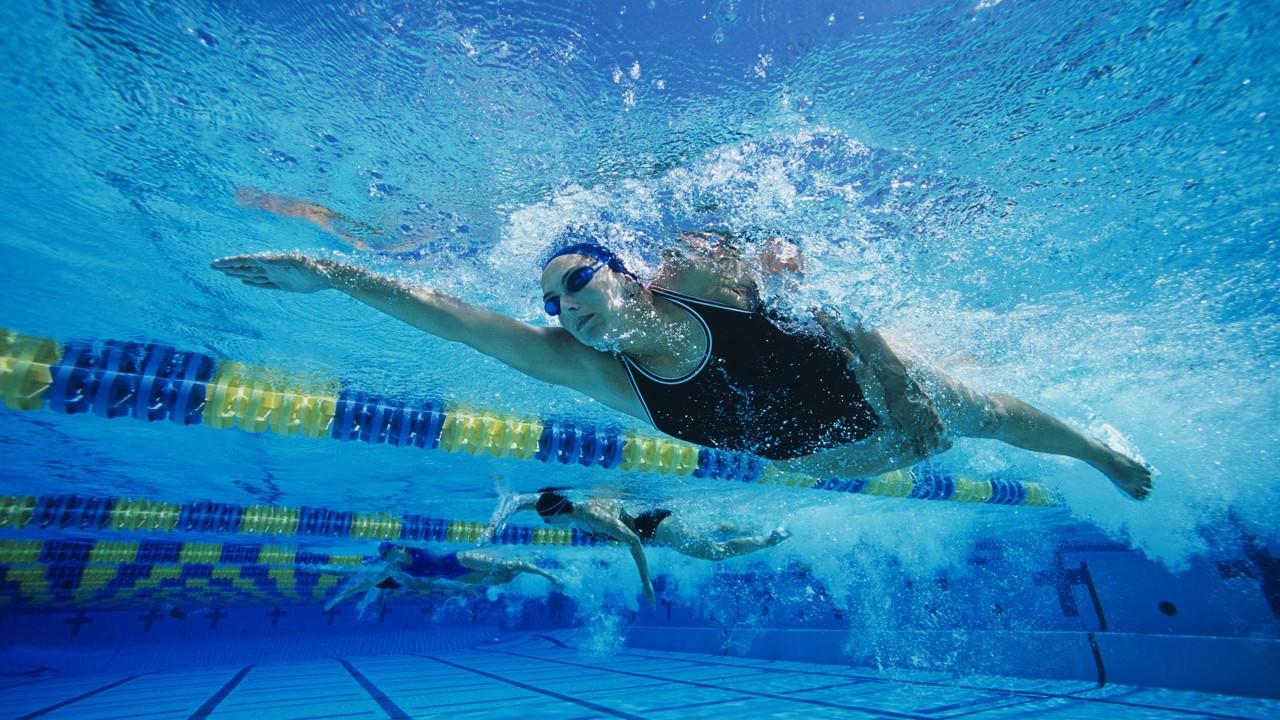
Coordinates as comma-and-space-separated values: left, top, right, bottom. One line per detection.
210, 253, 603, 391
658, 232, 805, 308
584, 506, 655, 606
478, 492, 542, 546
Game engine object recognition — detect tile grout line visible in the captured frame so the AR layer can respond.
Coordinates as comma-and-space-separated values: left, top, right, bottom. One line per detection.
611, 648, 1260, 720
412, 654, 648, 720
472, 646, 933, 719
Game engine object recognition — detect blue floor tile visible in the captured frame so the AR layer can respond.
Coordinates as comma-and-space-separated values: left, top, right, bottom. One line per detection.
3, 637, 1277, 720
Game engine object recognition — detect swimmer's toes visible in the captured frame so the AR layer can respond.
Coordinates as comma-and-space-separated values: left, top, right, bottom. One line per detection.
1124, 471, 1154, 501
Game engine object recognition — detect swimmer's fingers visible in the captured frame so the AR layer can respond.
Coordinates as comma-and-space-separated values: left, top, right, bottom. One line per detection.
213, 261, 262, 272
211, 252, 298, 270
212, 253, 330, 293
211, 254, 266, 269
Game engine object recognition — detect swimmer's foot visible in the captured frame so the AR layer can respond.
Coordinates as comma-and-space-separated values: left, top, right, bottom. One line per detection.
1096, 451, 1154, 501
768, 527, 793, 546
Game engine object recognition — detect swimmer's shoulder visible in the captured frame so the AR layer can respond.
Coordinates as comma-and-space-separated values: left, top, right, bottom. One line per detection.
654, 251, 755, 310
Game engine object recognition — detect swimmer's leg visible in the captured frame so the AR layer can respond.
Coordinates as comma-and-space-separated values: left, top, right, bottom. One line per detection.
325, 574, 375, 612
456, 550, 563, 590
928, 370, 1153, 500
655, 518, 791, 562
353, 586, 386, 620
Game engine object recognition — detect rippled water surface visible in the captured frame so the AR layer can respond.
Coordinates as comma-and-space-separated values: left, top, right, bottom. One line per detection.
1, 0, 1277, 577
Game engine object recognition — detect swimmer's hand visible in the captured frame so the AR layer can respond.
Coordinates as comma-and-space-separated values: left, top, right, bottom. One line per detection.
642, 580, 655, 607
759, 237, 804, 275
211, 253, 332, 293
479, 492, 522, 546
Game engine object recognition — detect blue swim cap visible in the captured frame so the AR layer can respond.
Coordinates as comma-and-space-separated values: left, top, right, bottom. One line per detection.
541, 225, 633, 275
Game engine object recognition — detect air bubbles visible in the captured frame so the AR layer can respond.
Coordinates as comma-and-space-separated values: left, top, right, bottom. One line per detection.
753, 53, 774, 79
368, 182, 401, 199
259, 148, 298, 168
191, 28, 218, 48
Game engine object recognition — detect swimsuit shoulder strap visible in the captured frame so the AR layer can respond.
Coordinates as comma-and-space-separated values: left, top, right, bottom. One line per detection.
648, 285, 754, 314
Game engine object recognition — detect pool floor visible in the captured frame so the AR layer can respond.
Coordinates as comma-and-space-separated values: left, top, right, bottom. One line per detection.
3, 635, 1276, 719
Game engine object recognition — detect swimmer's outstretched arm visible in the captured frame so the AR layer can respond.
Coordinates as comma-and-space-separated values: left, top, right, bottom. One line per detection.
210, 253, 620, 398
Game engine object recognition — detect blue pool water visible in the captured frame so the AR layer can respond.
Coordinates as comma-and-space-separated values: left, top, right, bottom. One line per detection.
1, 0, 1278, 717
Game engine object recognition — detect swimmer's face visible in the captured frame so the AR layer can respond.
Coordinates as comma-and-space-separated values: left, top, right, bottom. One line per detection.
541, 254, 634, 348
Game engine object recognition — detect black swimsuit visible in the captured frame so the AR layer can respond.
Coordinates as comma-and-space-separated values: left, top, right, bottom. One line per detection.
620, 287, 880, 460
623, 509, 672, 542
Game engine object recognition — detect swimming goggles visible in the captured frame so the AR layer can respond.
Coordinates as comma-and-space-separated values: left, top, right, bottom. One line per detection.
544, 260, 603, 316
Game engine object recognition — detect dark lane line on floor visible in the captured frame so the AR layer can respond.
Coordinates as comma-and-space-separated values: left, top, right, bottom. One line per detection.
475, 647, 933, 719
188, 664, 256, 720
413, 654, 647, 720
16, 673, 152, 720
336, 658, 411, 720
937, 696, 1065, 719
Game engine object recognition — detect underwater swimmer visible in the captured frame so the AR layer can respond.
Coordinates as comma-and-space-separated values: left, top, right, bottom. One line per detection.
211, 227, 1152, 500
480, 488, 791, 604
324, 543, 562, 619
